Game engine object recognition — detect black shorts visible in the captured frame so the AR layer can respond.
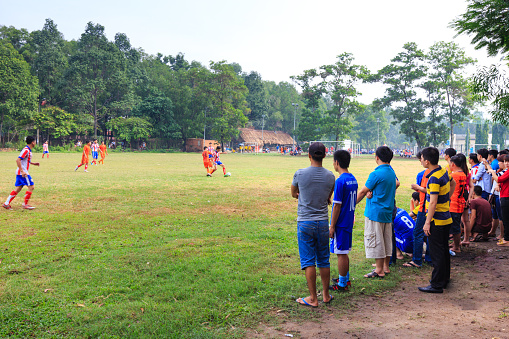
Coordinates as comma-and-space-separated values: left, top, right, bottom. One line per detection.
450, 212, 462, 235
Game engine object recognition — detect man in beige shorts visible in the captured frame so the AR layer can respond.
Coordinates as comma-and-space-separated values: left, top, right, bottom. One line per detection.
357, 146, 398, 278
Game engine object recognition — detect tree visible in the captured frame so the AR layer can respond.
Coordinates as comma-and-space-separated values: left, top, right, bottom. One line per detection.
291, 69, 324, 113
353, 105, 389, 149
107, 116, 152, 147
452, 0, 509, 124
30, 19, 67, 105
63, 22, 131, 138
492, 123, 507, 150
33, 106, 74, 142
243, 71, 268, 124
377, 43, 428, 150
296, 108, 323, 142
206, 61, 249, 150
420, 80, 449, 146
0, 41, 38, 146
475, 121, 489, 145
427, 41, 475, 143
319, 53, 368, 147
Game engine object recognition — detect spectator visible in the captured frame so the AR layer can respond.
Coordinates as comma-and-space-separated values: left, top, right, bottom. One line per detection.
291, 142, 335, 307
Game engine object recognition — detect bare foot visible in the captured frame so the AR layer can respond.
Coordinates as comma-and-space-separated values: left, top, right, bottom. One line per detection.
296, 297, 318, 307
451, 247, 461, 253
461, 241, 470, 246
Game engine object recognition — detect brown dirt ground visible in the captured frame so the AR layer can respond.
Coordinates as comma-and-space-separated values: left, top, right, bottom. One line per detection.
252, 238, 509, 339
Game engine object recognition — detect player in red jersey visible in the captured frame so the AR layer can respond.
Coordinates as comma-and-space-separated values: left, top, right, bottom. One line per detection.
202, 146, 213, 177
75, 141, 91, 172
98, 141, 108, 164
3, 136, 40, 210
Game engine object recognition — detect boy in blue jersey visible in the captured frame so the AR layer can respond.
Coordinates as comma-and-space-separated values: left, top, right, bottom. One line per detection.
329, 150, 358, 291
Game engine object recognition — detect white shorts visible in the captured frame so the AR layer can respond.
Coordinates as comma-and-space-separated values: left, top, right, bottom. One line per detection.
364, 217, 392, 259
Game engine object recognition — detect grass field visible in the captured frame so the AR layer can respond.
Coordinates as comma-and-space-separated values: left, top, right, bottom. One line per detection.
0, 151, 437, 338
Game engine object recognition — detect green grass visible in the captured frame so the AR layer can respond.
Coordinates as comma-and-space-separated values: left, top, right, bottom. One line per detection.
0, 152, 437, 338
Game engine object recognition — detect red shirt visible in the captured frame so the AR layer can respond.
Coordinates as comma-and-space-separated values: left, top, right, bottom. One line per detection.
497, 170, 509, 198
450, 171, 467, 213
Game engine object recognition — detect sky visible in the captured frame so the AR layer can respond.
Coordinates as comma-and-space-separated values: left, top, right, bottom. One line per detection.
1, 0, 505, 104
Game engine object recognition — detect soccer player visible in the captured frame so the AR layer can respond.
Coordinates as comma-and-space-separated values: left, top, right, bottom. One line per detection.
211, 146, 228, 177
42, 140, 49, 158
75, 141, 91, 172
90, 139, 99, 165
98, 141, 108, 164
3, 136, 40, 210
202, 146, 213, 177
329, 150, 358, 291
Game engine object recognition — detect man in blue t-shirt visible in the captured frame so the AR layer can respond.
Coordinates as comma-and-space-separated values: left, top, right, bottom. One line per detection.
357, 146, 397, 278
329, 150, 358, 291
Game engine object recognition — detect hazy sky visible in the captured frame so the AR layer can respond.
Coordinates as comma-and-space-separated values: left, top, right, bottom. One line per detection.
1, 0, 503, 104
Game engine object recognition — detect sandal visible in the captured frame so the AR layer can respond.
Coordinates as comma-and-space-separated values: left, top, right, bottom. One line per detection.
402, 261, 421, 268
364, 270, 384, 278
323, 295, 335, 303
296, 297, 318, 308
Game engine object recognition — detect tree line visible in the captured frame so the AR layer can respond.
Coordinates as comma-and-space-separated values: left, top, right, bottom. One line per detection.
1, 8, 509, 151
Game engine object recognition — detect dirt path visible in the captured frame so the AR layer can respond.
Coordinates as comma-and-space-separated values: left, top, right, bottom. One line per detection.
255, 239, 509, 339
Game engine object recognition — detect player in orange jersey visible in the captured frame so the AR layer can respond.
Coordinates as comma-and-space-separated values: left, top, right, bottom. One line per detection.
98, 141, 108, 164
75, 141, 91, 172
202, 146, 213, 177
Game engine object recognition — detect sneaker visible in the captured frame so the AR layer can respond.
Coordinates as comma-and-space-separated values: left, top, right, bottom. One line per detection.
22, 204, 35, 210
2, 203, 13, 210
84, 170, 89, 172
206, 173, 211, 177
75, 166, 79, 171
329, 283, 349, 292
332, 278, 352, 286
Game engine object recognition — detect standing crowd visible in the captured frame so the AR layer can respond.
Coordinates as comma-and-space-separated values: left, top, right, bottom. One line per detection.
291, 143, 509, 306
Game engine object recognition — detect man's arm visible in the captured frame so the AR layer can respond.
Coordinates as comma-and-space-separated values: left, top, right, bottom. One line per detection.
329, 203, 341, 238
16, 158, 25, 177
469, 208, 476, 233
291, 185, 299, 199
423, 193, 438, 236
449, 178, 456, 200
356, 186, 371, 204
472, 163, 485, 183
411, 183, 426, 193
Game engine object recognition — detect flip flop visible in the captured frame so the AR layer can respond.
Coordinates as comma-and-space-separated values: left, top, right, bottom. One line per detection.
497, 240, 509, 247
402, 261, 421, 268
364, 270, 384, 278
296, 297, 317, 308
323, 295, 335, 304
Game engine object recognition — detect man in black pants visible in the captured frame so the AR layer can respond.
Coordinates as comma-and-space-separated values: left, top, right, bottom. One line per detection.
418, 147, 455, 293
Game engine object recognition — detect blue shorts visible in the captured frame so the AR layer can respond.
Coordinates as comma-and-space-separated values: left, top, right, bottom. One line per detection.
450, 212, 462, 235
92, 151, 98, 159
297, 220, 330, 269
492, 195, 501, 220
15, 175, 34, 187
215, 161, 223, 166
330, 228, 352, 254
43, 151, 49, 154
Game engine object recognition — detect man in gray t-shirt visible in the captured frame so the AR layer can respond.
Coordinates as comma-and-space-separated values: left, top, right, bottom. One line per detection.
291, 142, 335, 307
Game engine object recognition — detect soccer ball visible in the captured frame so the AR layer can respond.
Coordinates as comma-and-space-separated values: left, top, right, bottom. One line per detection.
226, 172, 231, 177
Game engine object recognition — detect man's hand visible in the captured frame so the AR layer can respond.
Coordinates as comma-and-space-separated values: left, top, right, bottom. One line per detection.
411, 183, 420, 191
366, 190, 373, 199
329, 225, 335, 238
31, 162, 40, 166
423, 221, 431, 236
20, 170, 27, 178
473, 178, 478, 184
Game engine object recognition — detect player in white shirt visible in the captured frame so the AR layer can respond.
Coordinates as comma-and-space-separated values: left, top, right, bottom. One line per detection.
42, 140, 49, 158
91, 139, 99, 165
3, 136, 40, 210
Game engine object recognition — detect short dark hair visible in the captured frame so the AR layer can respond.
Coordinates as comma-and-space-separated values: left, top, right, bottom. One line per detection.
488, 149, 499, 158
26, 136, 35, 144
444, 148, 457, 157
504, 154, 509, 162
473, 185, 483, 197
334, 150, 351, 169
376, 146, 393, 163
477, 148, 488, 160
499, 150, 509, 155
203, 146, 207, 150
416, 151, 422, 159
309, 142, 326, 162
469, 153, 479, 164
216, 146, 221, 150
412, 191, 420, 201
497, 154, 506, 162
421, 147, 439, 165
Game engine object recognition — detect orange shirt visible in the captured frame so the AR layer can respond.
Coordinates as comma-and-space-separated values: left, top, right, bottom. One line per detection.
202, 150, 211, 162
450, 171, 467, 213
99, 144, 107, 153
418, 169, 431, 213
83, 145, 91, 158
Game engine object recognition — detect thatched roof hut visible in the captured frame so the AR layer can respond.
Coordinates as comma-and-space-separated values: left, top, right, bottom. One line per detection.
236, 128, 294, 147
